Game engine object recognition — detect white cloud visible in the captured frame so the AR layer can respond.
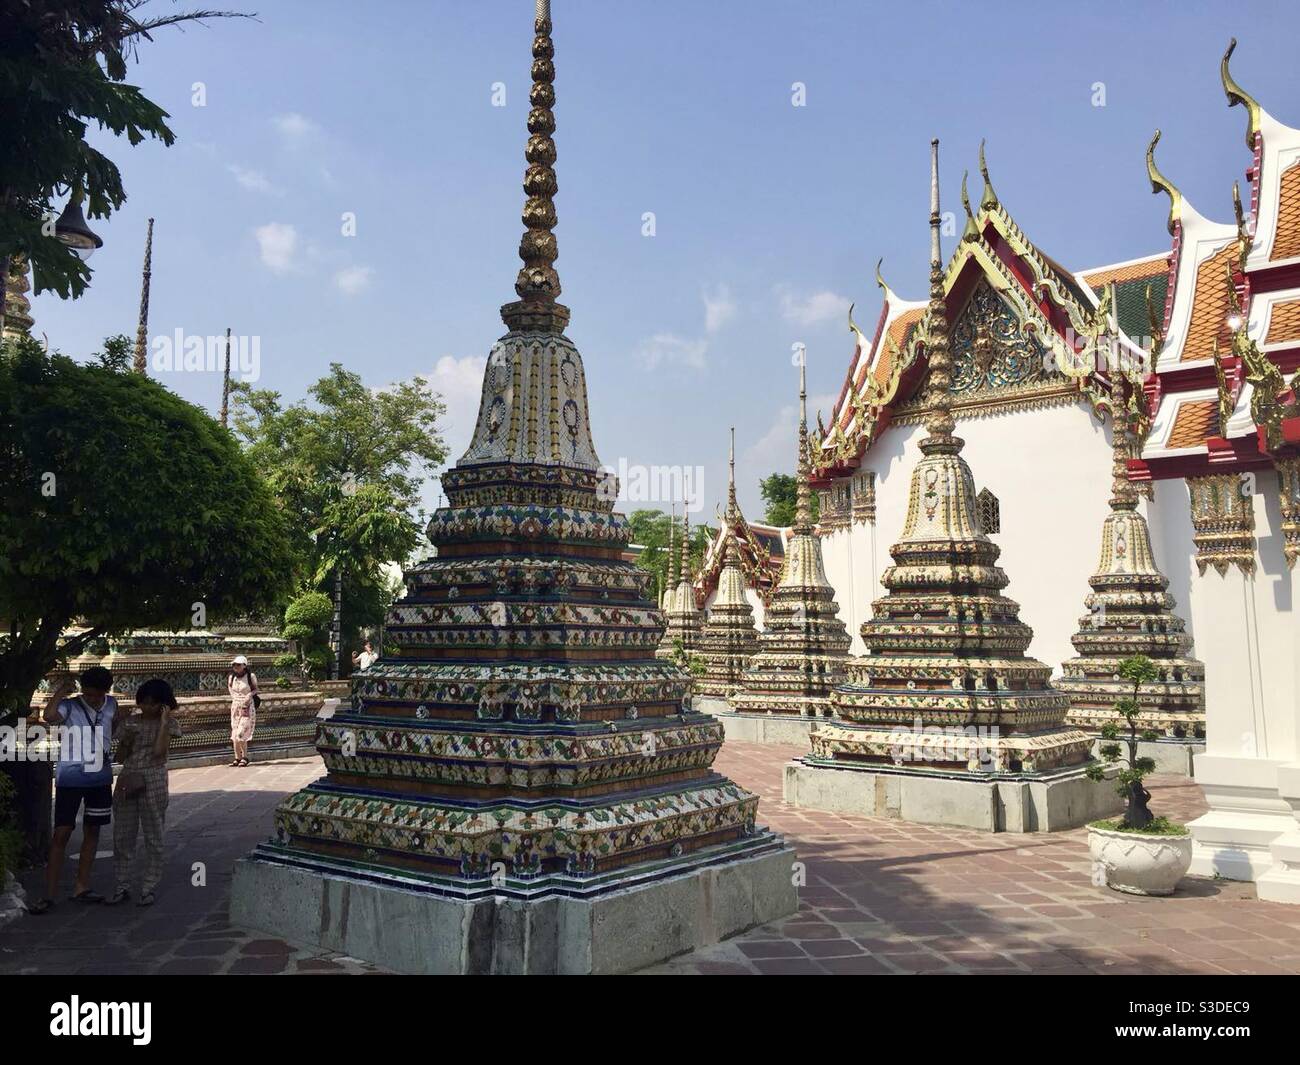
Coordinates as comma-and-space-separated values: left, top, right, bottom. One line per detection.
635, 333, 708, 370
273, 112, 318, 141
742, 390, 838, 480
254, 222, 298, 273
776, 286, 851, 327
425, 355, 488, 463
227, 164, 278, 194
703, 284, 737, 334
335, 265, 375, 295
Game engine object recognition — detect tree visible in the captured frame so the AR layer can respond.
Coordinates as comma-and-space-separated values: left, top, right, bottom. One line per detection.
1086, 655, 1161, 829
760, 472, 818, 527
92, 333, 131, 372
0, 335, 296, 722
281, 592, 332, 681
231, 363, 447, 672
0, 1, 249, 314
625, 509, 710, 603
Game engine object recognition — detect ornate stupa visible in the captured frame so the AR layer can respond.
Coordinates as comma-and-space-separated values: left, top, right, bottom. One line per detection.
788, 142, 1111, 832
1058, 365, 1206, 742
232, 0, 794, 974
695, 429, 760, 699
655, 508, 703, 661
2, 255, 36, 340
728, 356, 851, 717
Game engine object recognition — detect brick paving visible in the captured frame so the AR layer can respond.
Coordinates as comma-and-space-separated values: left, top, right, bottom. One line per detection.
3, 743, 1300, 975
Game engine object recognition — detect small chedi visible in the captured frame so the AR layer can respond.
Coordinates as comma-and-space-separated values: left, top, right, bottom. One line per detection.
654, 510, 703, 662
786, 142, 1115, 832
1058, 370, 1206, 756
695, 430, 760, 699
231, 0, 794, 975
728, 359, 851, 717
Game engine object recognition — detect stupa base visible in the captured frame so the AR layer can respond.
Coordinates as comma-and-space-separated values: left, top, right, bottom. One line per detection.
231, 834, 797, 974
1086, 735, 1205, 777
783, 758, 1121, 832
695, 698, 820, 745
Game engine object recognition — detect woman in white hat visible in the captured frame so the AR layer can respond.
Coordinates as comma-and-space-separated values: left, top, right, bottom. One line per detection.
227, 655, 259, 767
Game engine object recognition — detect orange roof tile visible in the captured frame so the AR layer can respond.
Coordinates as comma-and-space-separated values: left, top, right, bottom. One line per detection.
1167, 398, 1219, 449
1181, 243, 1238, 363
1266, 299, 1300, 345
1273, 161, 1300, 262
1080, 257, 1167, 289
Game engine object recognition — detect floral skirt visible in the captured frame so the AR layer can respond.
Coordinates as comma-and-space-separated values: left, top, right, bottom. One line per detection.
231, 703, 256, 743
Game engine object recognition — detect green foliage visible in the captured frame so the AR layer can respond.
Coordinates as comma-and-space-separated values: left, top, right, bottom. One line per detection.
231, 363, 447, 648
92, 334, 131, 372
0, 2, 249, 301
0, 336, 295, 722
626, 509, 711, 603
1088, 654, 1171, 829
273, 652, 299, 670
760, 472, 817, 527
283, 592, 332, 681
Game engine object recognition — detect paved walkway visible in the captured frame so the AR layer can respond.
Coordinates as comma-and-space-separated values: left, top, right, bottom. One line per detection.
3, 743, 1300, 974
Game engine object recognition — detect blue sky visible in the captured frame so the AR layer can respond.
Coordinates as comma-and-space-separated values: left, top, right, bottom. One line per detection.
29, 0, 1300, 521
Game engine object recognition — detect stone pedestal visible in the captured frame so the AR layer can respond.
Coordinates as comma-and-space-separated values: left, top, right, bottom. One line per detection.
698, 700, 819, 746
232, 836, 796, 974
784, 757, 1121, 832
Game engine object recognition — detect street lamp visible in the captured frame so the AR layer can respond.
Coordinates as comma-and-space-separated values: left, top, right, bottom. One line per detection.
53, 184, 103, 261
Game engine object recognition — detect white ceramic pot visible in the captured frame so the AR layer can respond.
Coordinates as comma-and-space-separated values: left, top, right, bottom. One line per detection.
1088, 824, 1193, 896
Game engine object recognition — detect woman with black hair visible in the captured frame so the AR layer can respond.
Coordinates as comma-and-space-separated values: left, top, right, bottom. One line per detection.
107, 678, 182, 907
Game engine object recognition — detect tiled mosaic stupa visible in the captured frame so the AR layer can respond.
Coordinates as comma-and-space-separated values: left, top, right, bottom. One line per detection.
233, 0, 795, 974
654, 509, 703, 662
728, 358, 851, 717
695, 430, 760, 699
1059, 368, 1206, 741
786, 143, 1114, 832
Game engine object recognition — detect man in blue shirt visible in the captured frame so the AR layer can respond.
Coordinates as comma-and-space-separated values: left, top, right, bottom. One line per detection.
29, 666, 122, 914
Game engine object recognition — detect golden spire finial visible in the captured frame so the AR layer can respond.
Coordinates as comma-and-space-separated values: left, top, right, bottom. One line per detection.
667, 499, 678, 588
1221, 38, 1262, 150
501, 0, 568, 332
794, 350, 814, 533
922, 139, 958, 453
680, 506, 692, 582
1146, 131, 1182, 237
133, 217, 154, 374
960, 170, 979, 242
978, 138, 998, 210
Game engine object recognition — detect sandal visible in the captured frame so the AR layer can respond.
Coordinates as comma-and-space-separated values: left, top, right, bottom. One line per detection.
236, 758, 249, 767
137, 891, 156, 907
72, 890, 104, 904
228, 759, 241, 767
107, 887, 130, 906
27, 898, 54, 916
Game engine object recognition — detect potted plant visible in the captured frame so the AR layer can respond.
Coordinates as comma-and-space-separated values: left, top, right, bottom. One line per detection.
1085, 654, 1193, 896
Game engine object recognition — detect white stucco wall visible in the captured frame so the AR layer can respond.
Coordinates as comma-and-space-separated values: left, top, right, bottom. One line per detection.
820, 400, 1121, 674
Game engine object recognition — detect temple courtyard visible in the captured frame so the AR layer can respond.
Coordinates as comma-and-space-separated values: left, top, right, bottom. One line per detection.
3, 742, 1300, 976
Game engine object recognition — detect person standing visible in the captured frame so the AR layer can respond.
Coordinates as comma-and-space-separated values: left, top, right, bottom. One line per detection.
29, 666, 121, 914
351, 639, 378, 671
227, 655, 258, 767
109, 679, 182, 907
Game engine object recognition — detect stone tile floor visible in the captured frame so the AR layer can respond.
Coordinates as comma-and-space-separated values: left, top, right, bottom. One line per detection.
3, 743, 1299, 975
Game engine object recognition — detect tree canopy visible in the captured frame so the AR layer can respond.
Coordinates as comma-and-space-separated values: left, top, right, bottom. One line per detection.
231, 363, 447, 657
626, 509, 711, 602
0, 336, 295, 721
0, 1, 248, 303
759, 472, 817, 527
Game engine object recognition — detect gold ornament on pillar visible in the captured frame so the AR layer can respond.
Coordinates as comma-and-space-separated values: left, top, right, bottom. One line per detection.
1275, 457, 1300, 570
1188, 473, 1256, 576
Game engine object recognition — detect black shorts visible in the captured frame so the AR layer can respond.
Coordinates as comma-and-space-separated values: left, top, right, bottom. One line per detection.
54, 783, 113, 828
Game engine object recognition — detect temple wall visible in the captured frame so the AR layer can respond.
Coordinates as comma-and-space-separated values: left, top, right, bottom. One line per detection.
821, 401, 1117, 673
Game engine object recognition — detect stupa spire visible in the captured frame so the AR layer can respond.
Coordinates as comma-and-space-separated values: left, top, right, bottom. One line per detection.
794, 352, 814, 534
133, 217, 154, 375
922, 140, 958, 453
500, 0, 568, 334
220, 326, 232, 428
726, 425, 739, 523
